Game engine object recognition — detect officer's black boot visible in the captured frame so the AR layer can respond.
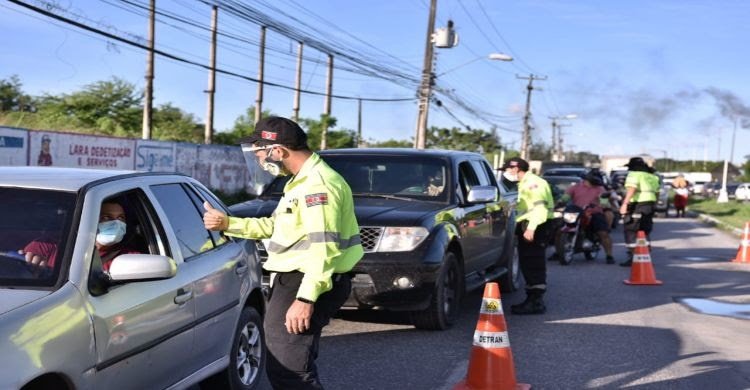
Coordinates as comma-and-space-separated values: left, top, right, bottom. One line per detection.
511, 289, 546, 315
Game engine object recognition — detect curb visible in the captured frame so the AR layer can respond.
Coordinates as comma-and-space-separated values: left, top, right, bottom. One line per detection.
691, 211, 743, 237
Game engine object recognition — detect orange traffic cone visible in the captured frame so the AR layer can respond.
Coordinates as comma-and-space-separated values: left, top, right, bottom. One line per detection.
731, 222, 750, 263
453, 282, 531, 390
624, 231, 662, 285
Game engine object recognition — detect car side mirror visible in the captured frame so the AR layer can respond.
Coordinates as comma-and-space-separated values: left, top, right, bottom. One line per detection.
108, 254, 177, 282
467, 185, 498, 204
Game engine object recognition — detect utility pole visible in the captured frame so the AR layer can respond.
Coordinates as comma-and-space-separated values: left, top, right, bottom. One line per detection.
141, 0, 155, 140
357, 98, 362, 147
292, 42, 303, 122
204, 5, 218, 144
254, 26, 266, 125
414, 0, 437, 149
517, 74, 546, 159
550, 119, 557, 161
557, 123, 571, 161
321, 54, 333, 150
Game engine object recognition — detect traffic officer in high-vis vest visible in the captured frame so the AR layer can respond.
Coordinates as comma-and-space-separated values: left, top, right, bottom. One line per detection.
203, 116, 363, 389
618, 156, 660, 267
501, 157, 554, 315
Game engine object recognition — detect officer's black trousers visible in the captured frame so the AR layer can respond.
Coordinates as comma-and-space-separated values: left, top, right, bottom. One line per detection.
516, 221, 550, 290
265, 271, 351, 390
624, 201, 655, 251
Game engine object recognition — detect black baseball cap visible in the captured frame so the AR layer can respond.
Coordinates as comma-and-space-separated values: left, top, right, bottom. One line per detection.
500, 157, 530, 172
625, 157, 647, 169
239, 116, 309, 149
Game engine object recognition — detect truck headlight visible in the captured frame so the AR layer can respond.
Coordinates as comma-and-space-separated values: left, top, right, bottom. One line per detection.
377, 227, 429, 252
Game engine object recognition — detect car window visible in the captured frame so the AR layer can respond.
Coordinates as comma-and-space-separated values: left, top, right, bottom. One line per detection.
0, 187, 76, 287
150, 183, 214, 260
183, 184, 227, 247
470, 160, 492, 186
458, 161, 480, 199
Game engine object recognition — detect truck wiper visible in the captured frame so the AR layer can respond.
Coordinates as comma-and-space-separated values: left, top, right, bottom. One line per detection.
354, 193, 416, 201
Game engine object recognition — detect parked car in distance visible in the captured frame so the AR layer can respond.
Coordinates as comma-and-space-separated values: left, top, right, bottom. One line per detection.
542, 167, 589, 179
0, 167, 265, 390
734, 183, 750, 200
230, 148, 519, 330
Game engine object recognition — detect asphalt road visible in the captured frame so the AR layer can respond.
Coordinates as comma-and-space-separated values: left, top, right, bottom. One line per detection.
237, 215, 750, 390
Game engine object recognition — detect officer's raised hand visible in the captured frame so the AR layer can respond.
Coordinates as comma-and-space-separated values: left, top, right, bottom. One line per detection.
203, 201, 228, 231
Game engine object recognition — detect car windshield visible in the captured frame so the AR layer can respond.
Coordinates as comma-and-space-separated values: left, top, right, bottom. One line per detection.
0, 187, 76, 287
322, 155, 450, 202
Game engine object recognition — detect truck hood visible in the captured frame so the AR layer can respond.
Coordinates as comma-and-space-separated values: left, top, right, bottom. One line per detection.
352, 197, 447, 226
0, 289, 50, 316
229, 197, 448, 226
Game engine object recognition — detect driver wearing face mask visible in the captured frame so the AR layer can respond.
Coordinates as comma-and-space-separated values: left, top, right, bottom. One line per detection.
21, 200, 141, 271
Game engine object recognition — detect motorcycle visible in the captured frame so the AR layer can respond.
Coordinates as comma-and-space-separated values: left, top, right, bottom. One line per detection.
554, 203, 601, 265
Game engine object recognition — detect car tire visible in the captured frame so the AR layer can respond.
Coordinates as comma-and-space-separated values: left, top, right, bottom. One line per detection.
202, 306, 265, 390
410, 252, 461, 330
499, 235, 520, 293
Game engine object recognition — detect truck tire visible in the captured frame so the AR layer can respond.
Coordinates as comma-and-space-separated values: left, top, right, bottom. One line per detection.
499, 235, 521, 292
410, 252, 461, 330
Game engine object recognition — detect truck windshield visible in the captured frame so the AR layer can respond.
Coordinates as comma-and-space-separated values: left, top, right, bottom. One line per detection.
0, 188, 76, 288
322, 155, 450, 202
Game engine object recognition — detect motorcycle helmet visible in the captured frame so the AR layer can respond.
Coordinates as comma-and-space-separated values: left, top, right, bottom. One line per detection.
585, 172, 603, 186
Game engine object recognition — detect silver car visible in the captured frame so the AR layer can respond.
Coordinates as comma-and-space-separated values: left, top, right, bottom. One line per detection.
0, 167, 265, 389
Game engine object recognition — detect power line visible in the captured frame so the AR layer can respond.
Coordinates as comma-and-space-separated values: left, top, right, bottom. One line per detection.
7, 0, 415, 103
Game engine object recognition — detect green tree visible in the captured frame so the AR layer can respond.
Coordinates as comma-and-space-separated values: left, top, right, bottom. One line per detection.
425, 126, 502, 154
368, 138, 413, 148
0, 75, 33, 112
152, 103, 202, 143
301, 114, 355, 151
36, 77, 142, 136
214, 106, 274, 145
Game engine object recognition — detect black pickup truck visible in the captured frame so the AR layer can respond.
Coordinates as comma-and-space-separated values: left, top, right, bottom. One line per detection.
229, 148, 519, 330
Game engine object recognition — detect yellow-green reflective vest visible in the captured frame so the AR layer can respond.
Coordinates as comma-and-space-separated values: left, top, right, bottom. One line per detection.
225, 153, 363, 301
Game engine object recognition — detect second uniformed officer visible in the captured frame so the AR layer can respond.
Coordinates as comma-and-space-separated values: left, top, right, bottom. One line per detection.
501, 157, 554, 315
203, 116, 363, 389
618, 156, 660, 267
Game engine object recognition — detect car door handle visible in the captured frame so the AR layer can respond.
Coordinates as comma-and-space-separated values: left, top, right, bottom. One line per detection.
235, 261, 248, 275
174, 288, 193, 305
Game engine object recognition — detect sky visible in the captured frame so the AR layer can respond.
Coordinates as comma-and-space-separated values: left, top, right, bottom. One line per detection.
2, 0, 749, 166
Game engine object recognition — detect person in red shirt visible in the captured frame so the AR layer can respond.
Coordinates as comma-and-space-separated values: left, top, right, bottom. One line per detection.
560, 172, 615, 264
20, 201, 141, 271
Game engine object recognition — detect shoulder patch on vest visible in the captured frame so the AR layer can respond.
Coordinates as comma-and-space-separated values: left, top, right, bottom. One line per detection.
305, 193, 328, 207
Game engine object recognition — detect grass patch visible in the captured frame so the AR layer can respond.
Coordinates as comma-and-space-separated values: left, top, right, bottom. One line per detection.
688, 197, 750, 229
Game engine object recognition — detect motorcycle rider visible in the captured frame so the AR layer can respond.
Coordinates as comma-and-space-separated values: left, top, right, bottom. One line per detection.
560, 172, 616, 264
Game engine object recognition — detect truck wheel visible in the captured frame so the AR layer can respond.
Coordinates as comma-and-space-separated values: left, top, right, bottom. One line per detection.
410, 252, 461, 330
202, 306, 265, 389
500, 235, 520, 293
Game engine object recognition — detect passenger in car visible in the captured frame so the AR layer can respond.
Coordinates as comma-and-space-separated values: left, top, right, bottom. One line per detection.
426, 169, 445, 196
20, 200, 142, 271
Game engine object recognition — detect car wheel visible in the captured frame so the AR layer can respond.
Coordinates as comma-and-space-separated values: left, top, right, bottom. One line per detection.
500, 235, 520, 293
410, 252, 461, 330
203, 306, 265, 389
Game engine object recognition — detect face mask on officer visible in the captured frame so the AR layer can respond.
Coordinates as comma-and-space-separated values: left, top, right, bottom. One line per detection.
260, 145, 291, 177
503, 171, 519, 182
